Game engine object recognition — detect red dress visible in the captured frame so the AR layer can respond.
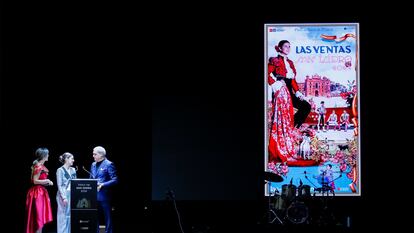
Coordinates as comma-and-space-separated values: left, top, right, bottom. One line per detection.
268, 58, 296, 162
268, 83, 296, 162
25, 164, 53, 233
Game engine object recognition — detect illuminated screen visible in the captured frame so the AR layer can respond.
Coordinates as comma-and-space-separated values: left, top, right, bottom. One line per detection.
265, 23, 360, 196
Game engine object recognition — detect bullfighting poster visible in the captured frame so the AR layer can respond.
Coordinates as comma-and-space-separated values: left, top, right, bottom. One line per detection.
265, 23, 360, 196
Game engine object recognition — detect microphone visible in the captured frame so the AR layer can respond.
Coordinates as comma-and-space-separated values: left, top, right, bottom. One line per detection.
82, 166, 93, 178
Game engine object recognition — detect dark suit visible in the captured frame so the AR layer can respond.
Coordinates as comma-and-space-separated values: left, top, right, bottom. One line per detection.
90, 159, 118, 233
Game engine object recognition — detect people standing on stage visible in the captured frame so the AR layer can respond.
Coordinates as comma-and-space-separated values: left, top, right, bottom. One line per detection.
317, 101, 327, 132
25, 148, 53, 233
56, 152, 77, 233
90, 146, 118, 233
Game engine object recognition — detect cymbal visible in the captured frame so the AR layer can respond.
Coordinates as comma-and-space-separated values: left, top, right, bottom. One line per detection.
264, 171, 284, 182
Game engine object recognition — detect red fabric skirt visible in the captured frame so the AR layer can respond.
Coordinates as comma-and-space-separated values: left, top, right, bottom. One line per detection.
25, 185, 53, 233
268, 85, 296, 162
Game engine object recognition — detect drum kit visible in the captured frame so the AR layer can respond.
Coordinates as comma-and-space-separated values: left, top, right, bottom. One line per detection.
263, 170, 339, 225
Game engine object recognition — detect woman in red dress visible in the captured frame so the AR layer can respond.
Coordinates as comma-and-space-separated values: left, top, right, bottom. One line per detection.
268, 40, 297, 162
25, 148, 54, 233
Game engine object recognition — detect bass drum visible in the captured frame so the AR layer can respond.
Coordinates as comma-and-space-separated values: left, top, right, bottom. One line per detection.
281, 184, 297, 202
273, 196, 287, 211
286, 201, 309, 224
297, 185, 311, 199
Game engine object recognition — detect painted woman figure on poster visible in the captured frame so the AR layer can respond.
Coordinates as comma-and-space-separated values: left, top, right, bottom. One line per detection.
270, 40, 311, 128
268, 40, 298, 162
56, 152, 76, 233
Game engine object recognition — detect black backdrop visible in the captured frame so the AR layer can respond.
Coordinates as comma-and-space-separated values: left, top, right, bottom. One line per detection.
1, 3, 150, 232
150, 8, 414, 232
2, 3, 413, 232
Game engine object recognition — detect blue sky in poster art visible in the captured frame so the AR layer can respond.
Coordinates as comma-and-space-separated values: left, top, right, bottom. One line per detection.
267, 25, 357, 86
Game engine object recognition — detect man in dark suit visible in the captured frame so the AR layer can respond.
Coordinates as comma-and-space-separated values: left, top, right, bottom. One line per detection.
90, 146, 118, 233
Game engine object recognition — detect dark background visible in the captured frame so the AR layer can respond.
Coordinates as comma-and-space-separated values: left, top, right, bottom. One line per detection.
150, 8, 414, 232
2, 3, 413, 232
1, 3, 150, 232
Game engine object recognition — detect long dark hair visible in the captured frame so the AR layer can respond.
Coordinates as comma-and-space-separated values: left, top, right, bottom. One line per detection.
33, 148, 49, 165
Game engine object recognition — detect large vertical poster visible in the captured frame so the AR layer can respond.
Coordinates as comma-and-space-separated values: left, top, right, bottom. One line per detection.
265, 23, 360, 196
